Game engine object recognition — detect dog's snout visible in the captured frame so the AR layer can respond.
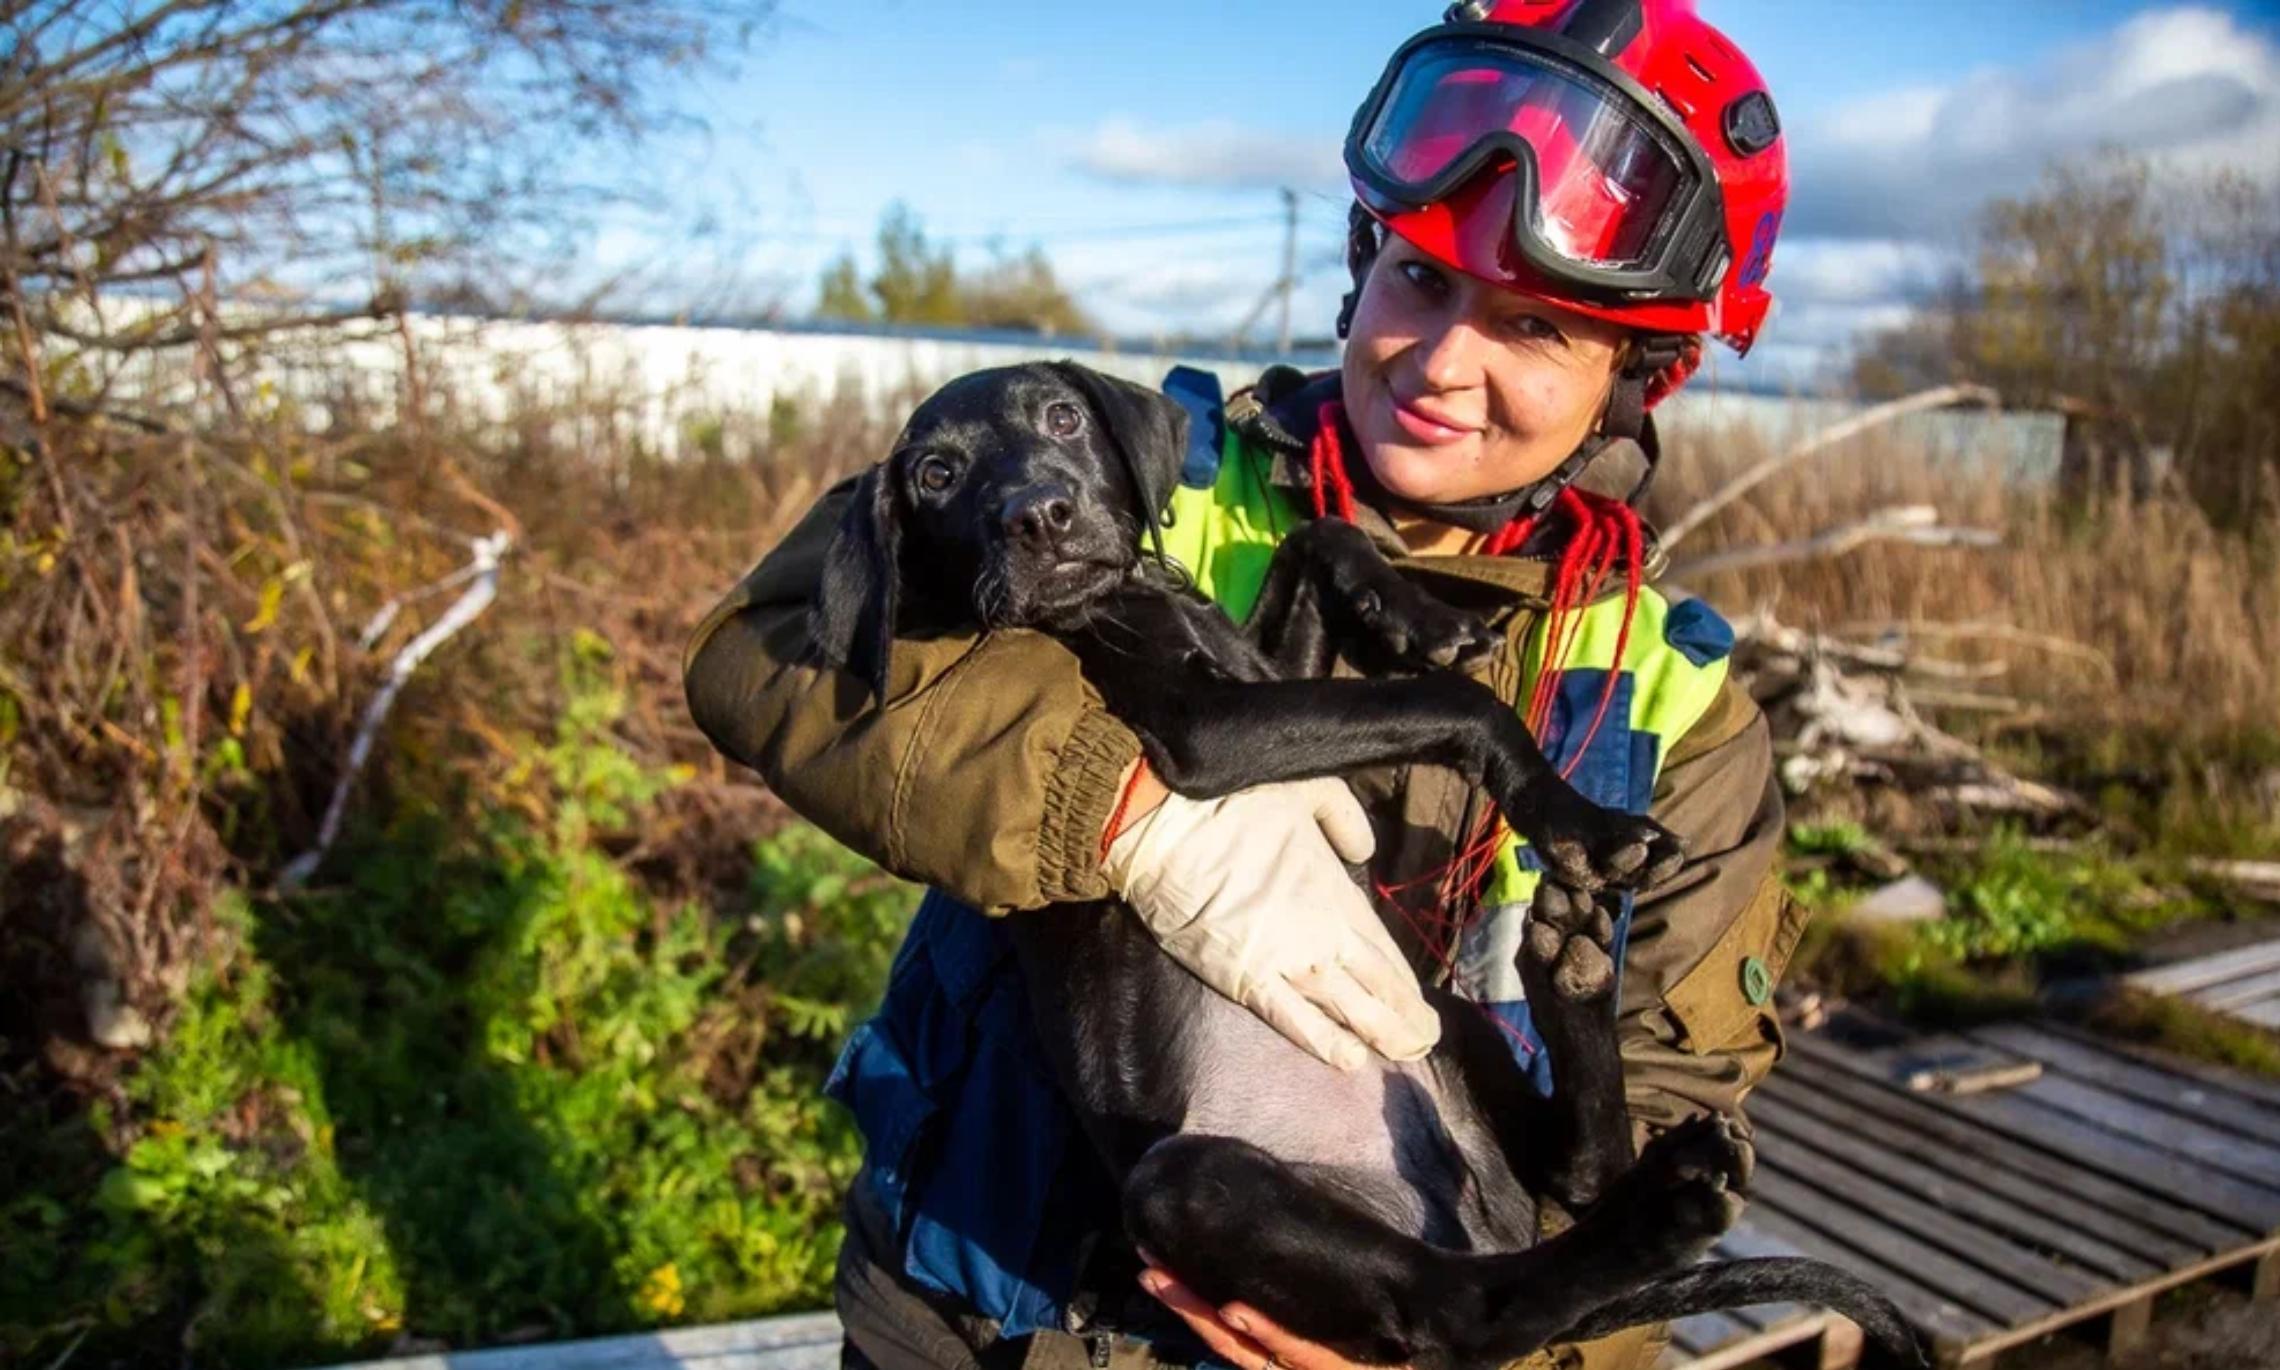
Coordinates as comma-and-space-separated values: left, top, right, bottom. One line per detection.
1003, 486, 1076, 552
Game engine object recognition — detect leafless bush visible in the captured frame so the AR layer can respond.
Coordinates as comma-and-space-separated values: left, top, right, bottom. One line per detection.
0, 0, 769, 417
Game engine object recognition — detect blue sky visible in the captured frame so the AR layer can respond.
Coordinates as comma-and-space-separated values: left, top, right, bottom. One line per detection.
604, 1, 2280, 390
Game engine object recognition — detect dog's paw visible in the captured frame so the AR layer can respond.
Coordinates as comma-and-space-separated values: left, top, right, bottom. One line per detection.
1619, 1115, 1752, 1251
1526, 795, 1686, 894
1522, 881, 1617, 1002
1344, 575, 1500, 673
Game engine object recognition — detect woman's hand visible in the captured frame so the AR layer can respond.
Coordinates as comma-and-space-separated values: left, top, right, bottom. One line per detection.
1139, 1265, 1410, 1370
1100, 772, 1441, 1070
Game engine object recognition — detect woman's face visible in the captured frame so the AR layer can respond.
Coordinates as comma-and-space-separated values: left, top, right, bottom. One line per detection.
1341, 234, 1631, 507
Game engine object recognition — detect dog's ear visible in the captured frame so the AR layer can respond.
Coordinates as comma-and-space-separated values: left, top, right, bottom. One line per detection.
810, 462, 903, 700
1051, 362, 1190, 526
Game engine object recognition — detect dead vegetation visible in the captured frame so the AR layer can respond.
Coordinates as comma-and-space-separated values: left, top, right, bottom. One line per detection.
1650, 411, 2280, 746
0, 378, 894, 1105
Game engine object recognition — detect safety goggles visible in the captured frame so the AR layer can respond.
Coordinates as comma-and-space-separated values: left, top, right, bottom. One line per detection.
1345, 24, 1730, 302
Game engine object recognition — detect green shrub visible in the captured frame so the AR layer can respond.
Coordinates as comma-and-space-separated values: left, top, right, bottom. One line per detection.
0, 687, 918, 1367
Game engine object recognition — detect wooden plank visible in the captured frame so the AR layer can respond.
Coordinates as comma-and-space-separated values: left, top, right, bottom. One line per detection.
1789, 1034, 2280, 1232
2253, 1248, 2280, 1301
1703, 1225, 1815, 1331
1751, 1092, 2166, 1282
1930, 1234, 2280, 1367
317, 1312, 848, 1370
2038, 1021, 2280, 1113
1966, 1024, 2280, 1148
2234, 998, 2280, 1028
1752, 1170, 2062, 1325
2005, 1073, 2280, 1191
2126, 939, 2280, 994
1669, 1310, 1755, 1354
1809, 1316, 1864, 1370
1662, 1314, 1833, 1370
1757, 1074, 2197, 1271
2105, 1296, 2153, 1358
2197, 963, 2280, 1011
1771, 1054, 2243, 1255
1715, 1223, 1808, 1261
1756, 1145, 2106, 1307
1732, 1203, 2000, 1352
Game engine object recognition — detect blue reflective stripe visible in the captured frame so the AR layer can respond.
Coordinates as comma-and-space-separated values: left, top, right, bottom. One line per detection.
1464, 667, 1659, 1092
1161, 366, 1227, 490
828, 891, 1095, 1335
902, 1010, 1082, 1335
1662, 597, 1736, 667
1474, 1000, 1554, 1096
1539, 670, 1638, 814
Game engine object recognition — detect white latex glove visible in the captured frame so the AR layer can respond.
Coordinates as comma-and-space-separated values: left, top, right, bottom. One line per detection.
1102, 777, 1441, 1070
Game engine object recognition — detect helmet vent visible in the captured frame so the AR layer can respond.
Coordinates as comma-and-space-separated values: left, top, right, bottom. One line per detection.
1683, 55, 1713, 83
1722, 90, 1780, 157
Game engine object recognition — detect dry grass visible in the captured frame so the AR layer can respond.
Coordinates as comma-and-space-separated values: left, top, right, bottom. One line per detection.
1647, 418, 2280, 739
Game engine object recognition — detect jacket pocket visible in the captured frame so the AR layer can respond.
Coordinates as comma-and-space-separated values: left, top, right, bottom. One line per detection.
1660, 880, 1810, 1055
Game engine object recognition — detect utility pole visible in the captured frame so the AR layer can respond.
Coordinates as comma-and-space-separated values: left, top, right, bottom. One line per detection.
1276, 187, 1298, 357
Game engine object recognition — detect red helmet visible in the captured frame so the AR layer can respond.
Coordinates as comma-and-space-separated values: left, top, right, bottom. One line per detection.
1345, 0, 1787, 365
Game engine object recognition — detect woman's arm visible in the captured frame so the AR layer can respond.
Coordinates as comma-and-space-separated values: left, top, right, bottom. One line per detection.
685, 476, 1142, 912
689, 472, 1440, 1063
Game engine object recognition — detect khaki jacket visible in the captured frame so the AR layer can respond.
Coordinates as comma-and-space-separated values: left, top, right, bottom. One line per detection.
685, 447, 1803, 1141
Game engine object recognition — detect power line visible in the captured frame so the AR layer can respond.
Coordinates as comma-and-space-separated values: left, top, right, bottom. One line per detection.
753, 213, 1289, 248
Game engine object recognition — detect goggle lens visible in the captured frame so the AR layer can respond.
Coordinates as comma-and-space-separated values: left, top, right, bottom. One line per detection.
1358, 41, 1690, 270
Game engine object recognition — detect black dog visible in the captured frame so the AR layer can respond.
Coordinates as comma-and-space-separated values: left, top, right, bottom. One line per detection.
811, 361, 1924, 1370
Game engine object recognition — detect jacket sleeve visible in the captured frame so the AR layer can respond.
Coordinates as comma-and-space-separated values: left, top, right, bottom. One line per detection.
683, 476, 1144, 913
1614, 680, 1803, 1140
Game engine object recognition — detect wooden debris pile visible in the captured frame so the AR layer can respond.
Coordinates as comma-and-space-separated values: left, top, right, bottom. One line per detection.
1731, 611, 2092, 829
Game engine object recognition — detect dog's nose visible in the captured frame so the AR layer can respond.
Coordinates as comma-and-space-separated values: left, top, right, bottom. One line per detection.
1003, 487, 1076, 552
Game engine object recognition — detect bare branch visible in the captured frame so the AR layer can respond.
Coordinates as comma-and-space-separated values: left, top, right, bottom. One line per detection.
1660, 384, 2002, 553
1669, 504, 2001, 580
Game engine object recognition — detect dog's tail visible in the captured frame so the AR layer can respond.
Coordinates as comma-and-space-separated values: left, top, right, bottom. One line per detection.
1554, 1257, 1929, 1367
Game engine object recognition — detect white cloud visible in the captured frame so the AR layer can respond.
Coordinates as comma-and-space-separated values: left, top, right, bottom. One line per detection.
1821, 86, 1945, 151
1792, 6, 2280, 239
1066, 117, 1344, 191
1768, 238, 1955, 311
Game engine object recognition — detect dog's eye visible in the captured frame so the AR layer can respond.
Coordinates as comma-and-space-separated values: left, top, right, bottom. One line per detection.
915, 456, 958, 493
1045, 401, 1083, 438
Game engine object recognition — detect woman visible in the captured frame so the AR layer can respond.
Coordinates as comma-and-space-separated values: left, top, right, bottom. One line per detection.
685, 4, 1799, 1369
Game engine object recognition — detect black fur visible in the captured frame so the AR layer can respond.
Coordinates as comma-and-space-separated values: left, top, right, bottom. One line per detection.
810, 362, 1927, 1370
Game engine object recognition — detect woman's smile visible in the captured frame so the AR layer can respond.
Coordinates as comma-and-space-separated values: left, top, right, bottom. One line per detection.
1383, 387, 1484, 448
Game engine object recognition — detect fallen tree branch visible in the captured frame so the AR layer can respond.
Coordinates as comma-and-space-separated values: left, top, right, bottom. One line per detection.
1932, 779, 2079, 816
1904, 685, 2026, 714
1832, 620, 2117, 684
1733, 612, 2001, 680
1670, 505, 2000, 580
279, 529, 511, 890
2186, 859, 2280, 904
1660, 382, 2000, 553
